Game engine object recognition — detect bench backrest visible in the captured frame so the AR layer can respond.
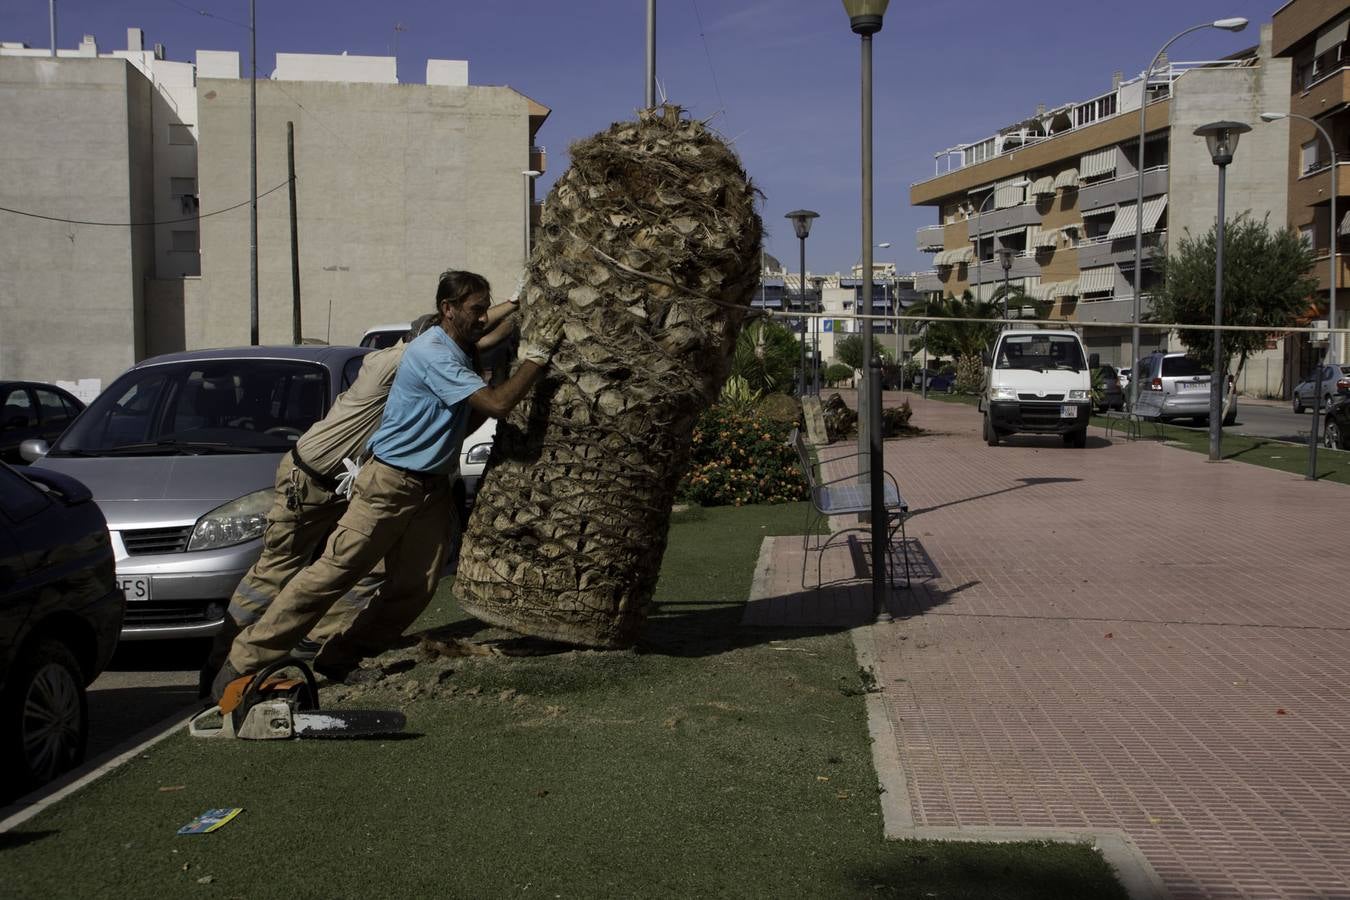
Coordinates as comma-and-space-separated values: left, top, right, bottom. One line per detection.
788, 427, 818, 489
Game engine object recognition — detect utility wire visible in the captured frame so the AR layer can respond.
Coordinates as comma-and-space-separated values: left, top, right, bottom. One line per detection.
0, 178, 292, 227
163, 0, 250, 31
689, 0, 727, 121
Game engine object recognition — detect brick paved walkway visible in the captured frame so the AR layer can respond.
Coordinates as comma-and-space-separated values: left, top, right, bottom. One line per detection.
745, 392, 1350, 899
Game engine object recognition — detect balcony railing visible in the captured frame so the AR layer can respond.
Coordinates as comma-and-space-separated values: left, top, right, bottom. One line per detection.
916, 224, 945, 251
915, 59, 1249, 185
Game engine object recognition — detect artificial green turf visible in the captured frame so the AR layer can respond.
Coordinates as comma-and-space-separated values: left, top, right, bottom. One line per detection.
1, 502, 1125, 900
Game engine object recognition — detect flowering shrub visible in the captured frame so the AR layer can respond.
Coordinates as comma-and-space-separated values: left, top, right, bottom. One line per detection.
678, 404, 808, 507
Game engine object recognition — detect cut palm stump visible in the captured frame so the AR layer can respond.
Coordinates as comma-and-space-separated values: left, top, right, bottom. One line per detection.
455, 105, 763, 648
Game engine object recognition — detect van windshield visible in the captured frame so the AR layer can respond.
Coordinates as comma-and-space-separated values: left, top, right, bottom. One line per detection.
995, 334, 1086, 372
50, 360, 329, 456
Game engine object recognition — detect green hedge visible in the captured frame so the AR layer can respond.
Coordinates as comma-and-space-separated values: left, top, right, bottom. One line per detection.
679, 405, 809, 507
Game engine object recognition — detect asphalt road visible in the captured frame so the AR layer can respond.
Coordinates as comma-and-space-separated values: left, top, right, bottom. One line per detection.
86, 640, 207, 760
1165, 397, 1322, 444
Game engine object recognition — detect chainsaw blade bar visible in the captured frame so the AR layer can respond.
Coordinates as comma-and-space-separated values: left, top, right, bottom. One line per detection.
292, 709, 406, 738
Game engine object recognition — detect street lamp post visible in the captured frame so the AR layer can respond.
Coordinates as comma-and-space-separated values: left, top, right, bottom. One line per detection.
1262, 111, 1338, 479
1261, 111, 1338, 364
995, 247, 1013, 321
812, 276, 826, 394
973, 182, 1027, 305
522, 170, 542, 266
842, 0, 889, 623
785, 210, 819, 397
1130, 17, 1249, 409
1194, 120, 1250, 464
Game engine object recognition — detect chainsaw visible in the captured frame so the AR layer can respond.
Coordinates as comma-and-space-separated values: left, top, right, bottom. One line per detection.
188, 659, 406, 740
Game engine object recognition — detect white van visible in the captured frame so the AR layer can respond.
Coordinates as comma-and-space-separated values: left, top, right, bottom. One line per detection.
979, 327, 1093, 447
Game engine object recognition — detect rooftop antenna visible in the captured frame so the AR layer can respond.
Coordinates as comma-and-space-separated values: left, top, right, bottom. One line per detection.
390, 22, 406, 58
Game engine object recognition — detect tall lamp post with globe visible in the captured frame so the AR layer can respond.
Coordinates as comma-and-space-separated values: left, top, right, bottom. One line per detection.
785, 210, 819, 397
841, 0, 889, 622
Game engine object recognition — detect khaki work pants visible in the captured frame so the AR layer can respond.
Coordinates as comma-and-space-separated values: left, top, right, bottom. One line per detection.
228, 459, 453, 675
201, 456, 381, 686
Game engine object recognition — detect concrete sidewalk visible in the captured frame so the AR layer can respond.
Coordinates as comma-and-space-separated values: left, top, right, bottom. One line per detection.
747, 392, 1350, 899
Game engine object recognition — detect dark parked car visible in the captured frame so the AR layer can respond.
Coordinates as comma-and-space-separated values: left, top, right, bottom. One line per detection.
1094, 365, 1124, 412
1, 381, 85, 465
1323, 396, 1350, 450
0, 461, 123, 801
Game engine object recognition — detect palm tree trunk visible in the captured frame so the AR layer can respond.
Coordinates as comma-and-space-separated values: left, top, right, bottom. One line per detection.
454, 106, 763, 649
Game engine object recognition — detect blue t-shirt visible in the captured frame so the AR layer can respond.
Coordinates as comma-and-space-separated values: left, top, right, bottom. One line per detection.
368, 326, 486, 474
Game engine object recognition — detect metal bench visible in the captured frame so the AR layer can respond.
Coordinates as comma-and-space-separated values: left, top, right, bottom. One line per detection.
789, 428, 911, 592
1101, 408, 1163, 441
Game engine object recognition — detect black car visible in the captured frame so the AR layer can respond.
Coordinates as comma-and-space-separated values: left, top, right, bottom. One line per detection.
0, 461, 123, 802
1, 381, 85, 465
1324, 397, 1350, 450
1094, 365, 1124, 412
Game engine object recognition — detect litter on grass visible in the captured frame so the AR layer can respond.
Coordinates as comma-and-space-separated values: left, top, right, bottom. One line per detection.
177, 808, 243, 835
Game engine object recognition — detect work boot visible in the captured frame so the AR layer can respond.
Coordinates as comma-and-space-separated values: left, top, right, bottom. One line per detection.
210, 661, 245, 704
291, 638, 322, 662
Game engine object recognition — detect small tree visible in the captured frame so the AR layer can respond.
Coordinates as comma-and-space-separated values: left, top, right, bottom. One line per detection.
1151, 214, 1316, 418
731, 318, 801, 395
833, 334, 893, 372
914, 291, 1001, 394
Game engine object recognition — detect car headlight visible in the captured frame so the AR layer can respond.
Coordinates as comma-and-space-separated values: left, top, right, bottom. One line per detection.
464, 442, 492, 466
187, 488, 273, 552
991, 387, 1017, 401
1067, 390, 1090, 401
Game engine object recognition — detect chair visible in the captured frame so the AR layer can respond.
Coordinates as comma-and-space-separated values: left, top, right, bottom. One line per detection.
789, 428, 911, 592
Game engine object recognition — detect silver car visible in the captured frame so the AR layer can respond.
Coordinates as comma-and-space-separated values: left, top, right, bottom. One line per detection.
26, 346, 371, 640
1133, 351, 1237, 425
1292, 364, 1350, 414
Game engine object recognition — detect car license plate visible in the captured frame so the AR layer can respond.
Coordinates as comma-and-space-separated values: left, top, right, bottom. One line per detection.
118, 575, 152, 602
1179, 382, 1203, 391
1060, 405, 1076, 418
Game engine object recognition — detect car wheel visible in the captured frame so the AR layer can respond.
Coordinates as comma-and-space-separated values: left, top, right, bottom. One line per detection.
0, 638, 88, 801
1326, 419, 1344, 450
983, 412, 999, 447
1293, 396, 1304, 414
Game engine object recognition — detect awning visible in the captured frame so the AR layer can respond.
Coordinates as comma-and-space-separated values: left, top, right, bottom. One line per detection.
992, 224, 1026, 238
1081, 204, 1115, 218
1140, 195, 1168, 231
1052, 168, 1079, 190
1030, 175, 1056, 196
1053, 278, 1080, 298
1105, 204, 1138, 240
994, 177, 1026, 209
1079, 147, 1117, 180
1078, 266, 1117, 294
1314, 13, 1348, 58
954, 246, 974, 264
1342, 210, 1350, 236
1032, 281, 1059, 301
1032, 226, 1060, 249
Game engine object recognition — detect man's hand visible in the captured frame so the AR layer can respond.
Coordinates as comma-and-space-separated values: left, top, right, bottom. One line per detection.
519, 316, 564, 367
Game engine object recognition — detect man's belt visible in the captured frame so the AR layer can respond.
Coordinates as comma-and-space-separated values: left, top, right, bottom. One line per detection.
289, 448, 342, 492
373, 456, 444, 483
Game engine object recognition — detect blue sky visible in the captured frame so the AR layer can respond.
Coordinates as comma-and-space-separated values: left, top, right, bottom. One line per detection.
4, 0, 1278, 275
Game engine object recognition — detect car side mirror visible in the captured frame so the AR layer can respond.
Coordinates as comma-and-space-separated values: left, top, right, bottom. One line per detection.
19, 439, 49, 462
1089, 352, 1100, 368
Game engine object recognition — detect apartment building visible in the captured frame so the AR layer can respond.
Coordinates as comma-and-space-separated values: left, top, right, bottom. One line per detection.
0, 28, 546, 390
1271, 0, 1349, 369
909, 24, 1291, 369
753, 264, 923, 368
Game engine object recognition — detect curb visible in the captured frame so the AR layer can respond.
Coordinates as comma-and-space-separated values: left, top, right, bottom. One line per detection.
850, 623, 1171, 900
0, 701, 198, 833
